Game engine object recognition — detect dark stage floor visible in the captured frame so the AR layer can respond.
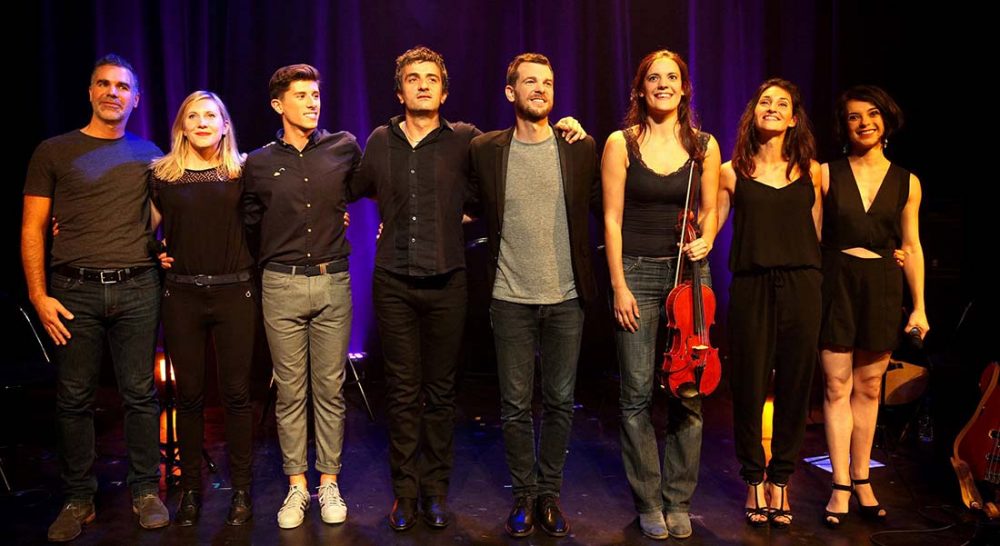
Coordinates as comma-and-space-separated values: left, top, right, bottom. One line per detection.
0, 366, 991, 546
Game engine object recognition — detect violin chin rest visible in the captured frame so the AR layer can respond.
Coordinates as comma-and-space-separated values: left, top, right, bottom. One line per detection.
676, 383, 701, 399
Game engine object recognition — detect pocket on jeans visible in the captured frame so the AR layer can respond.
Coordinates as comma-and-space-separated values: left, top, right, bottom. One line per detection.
622, 255, 641, 274
128, 268, 159, 288
49, 273, 80, 292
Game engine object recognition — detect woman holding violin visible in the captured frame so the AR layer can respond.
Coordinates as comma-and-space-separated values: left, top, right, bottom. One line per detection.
820, 85, 928, 527
601, 49, 720, 540
717, 78, 822, 529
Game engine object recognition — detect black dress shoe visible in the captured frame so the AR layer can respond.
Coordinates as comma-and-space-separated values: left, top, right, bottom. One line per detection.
536, 495, 569, 537
388, 497, 418, 531
421, 495, 450, 528
174, 490, 201, 526
505, 496, 535, 538
226, 488, 253, 526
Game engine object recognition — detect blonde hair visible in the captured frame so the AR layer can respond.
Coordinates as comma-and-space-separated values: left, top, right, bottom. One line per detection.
151, 90, 242, 181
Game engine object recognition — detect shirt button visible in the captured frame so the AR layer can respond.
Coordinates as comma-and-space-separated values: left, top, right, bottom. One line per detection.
411, 216, 416, 221
411, 193, 416, 198
307, 252, 312, 257
410, 238, 416, 243
304, 177, 309, 182
299, 153, 303, 158
307, 228, 312, 233
410, 169, 415, 174
306, 203, 311, 208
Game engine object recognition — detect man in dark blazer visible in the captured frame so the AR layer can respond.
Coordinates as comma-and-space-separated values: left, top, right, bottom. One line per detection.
468, 52, 600, 539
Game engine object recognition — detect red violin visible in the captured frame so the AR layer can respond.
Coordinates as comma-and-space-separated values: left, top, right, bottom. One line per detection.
660, 210, 721, 398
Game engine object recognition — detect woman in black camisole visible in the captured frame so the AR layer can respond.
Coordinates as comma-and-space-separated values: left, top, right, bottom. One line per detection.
718, 79, 823, 529
602, 49, 721, 540
820, 86, 928, 527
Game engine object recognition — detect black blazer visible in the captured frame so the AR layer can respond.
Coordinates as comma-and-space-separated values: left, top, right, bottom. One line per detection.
468, 127, 602, 305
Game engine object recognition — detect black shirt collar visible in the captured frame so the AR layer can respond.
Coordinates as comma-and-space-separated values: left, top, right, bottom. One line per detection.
274, 128, 327, 151
387, 115, 453, 145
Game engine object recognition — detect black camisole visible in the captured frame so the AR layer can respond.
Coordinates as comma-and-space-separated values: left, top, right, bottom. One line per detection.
729, 175, 821, 273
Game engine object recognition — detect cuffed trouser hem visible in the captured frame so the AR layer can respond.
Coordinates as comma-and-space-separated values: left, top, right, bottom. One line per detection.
315, 463, 342, 476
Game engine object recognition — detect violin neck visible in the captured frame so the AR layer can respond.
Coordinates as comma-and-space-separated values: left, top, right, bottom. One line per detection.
690, 258, 706, 335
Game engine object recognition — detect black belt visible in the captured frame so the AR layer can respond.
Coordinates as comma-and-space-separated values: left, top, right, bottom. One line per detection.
264, 259, 348, 277
54, 265, 154, 284
167, 270, 252, 286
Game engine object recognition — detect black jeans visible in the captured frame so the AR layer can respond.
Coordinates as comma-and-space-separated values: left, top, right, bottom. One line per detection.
489, 298, 584, 498
162, 279, 257, 489
50, 268, 161, 501
373, 268, 467, 498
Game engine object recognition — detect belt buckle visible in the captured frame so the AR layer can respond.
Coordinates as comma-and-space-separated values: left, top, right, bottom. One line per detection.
194, 275, 208, 287
99, 270, 121, 284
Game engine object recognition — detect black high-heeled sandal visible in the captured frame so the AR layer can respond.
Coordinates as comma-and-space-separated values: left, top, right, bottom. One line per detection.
767, 482, 792, 529
851, 478, 887, 520
823, 483, 851, 528
744, 481, 768, 528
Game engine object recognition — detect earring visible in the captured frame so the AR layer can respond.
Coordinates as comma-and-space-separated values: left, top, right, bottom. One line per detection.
882, 137, 889, 150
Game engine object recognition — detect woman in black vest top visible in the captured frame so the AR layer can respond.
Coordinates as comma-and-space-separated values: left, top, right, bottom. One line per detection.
718, 79, 822, 529
820, 86, 928, 527
602, 49, 721, 540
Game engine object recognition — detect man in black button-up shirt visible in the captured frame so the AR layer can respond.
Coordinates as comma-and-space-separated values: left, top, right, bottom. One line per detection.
349, 47, 585, 532
243, 127, 359, 266
243, 64, 359, 529
349, 47, 474, 532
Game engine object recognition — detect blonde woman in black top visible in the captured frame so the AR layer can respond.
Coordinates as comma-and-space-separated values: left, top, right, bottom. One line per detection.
150, 90, 256, 527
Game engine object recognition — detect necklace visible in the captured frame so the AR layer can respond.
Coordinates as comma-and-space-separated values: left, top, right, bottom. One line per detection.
400, 121, 423, 147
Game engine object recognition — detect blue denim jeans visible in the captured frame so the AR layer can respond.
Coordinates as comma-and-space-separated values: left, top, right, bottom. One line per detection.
489, 298, 584, 498
49, 268, 161, 501
614, 255, 710, 514
262, 269, 351, 476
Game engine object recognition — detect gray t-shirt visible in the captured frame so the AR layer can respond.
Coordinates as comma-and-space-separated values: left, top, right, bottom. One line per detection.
493, 133, 578, 304
24, 130, 161, 268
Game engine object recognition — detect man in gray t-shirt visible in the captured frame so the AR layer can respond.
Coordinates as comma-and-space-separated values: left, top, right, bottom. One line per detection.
469, 53, 600, 539
21, 54, 168, 542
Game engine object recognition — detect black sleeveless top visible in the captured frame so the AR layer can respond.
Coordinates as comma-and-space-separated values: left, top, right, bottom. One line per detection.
621, 132, 710, 257
151, 168, 254, 276
822, 158, 909, 256
729, 175, 821, 273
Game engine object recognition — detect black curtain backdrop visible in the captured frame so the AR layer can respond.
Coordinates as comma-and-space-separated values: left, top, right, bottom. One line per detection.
13, 0, 974, 366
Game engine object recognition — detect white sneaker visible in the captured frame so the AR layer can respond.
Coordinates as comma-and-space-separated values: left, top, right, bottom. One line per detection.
277, 484, 310, 529
317, 482, 348, 524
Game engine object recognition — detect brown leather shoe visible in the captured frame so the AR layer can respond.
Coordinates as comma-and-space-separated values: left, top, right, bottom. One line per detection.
47, 500, 96, 542
133, 492, 169, 529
